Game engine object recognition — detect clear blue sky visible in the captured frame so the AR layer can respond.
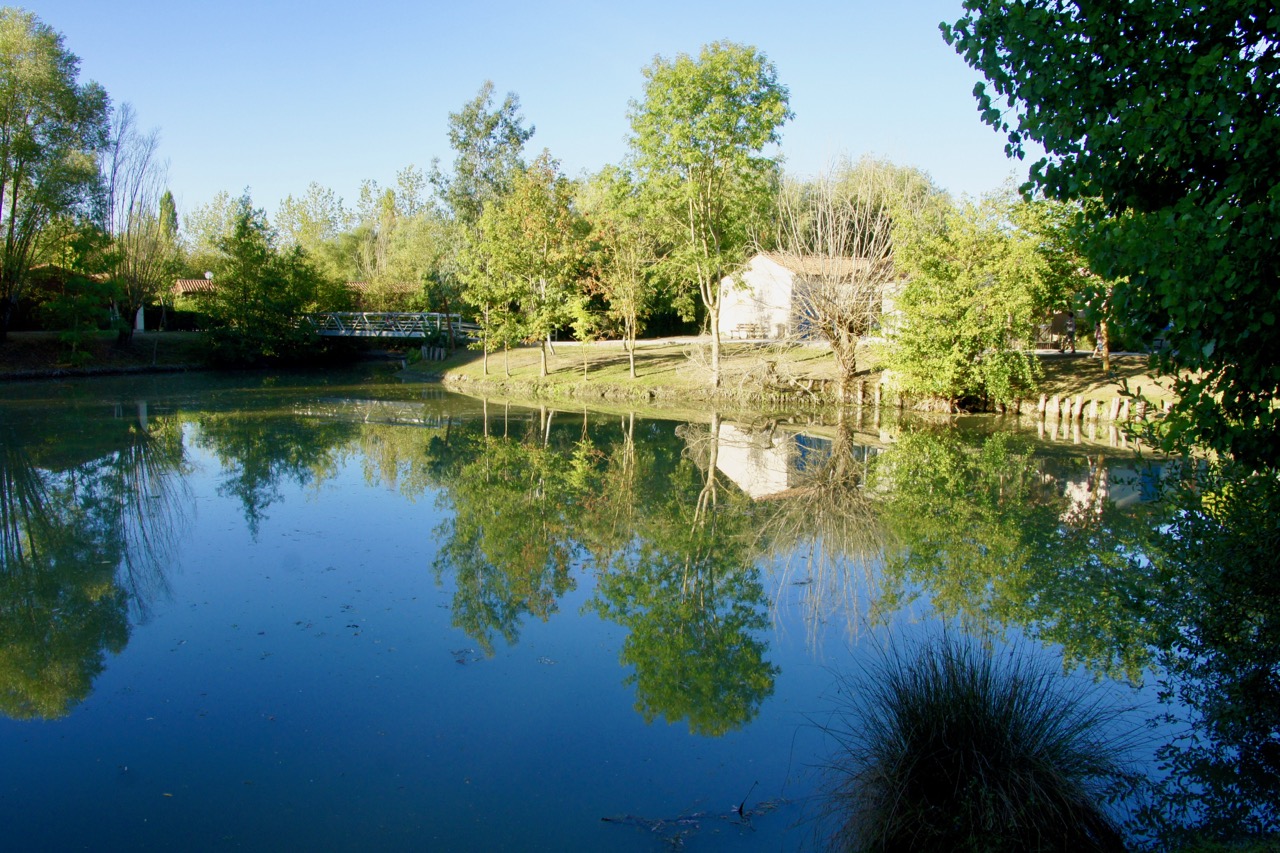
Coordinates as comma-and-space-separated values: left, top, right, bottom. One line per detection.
25, 0, 1032, 221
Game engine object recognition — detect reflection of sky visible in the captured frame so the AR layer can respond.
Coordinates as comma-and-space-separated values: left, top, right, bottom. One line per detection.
0, 406, 813, 850
0, 386, 1178, 850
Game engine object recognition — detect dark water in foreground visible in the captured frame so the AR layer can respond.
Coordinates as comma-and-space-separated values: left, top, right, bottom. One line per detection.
1, 369, 1275, 851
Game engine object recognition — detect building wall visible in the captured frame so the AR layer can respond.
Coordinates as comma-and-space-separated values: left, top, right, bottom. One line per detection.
717, 255, 795, 339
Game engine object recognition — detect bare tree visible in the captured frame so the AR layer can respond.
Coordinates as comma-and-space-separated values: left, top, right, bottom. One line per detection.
100, 103, 174, 343
776, 158, 937, 402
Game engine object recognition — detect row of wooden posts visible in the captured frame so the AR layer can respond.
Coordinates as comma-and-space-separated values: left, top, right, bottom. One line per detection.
1035, 392, 1169, 424
838, 379, 1166, 425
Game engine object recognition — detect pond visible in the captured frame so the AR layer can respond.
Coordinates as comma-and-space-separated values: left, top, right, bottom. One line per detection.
1, 369, 1275, 851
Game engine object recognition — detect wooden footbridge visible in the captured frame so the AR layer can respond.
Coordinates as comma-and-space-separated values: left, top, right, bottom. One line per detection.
304, 312, 480, 340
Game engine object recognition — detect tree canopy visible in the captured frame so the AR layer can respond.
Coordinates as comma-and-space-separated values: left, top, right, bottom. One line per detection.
432, 81, 534, 228
0, 8, 109, 340
943, 2, 1280, 463
628, 41, 791, 387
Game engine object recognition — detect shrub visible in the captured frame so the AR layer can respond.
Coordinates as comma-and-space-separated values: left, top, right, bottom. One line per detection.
820, 635, 1136, 852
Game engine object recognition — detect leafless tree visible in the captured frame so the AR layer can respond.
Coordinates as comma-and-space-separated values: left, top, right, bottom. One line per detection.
100, 103, 174, 343
776, 158, 936, 402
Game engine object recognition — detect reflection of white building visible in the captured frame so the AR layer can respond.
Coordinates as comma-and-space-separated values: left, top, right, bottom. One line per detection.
715, 424, 793, 499
1061, 460, 1168, 520
712, 424, 875, 500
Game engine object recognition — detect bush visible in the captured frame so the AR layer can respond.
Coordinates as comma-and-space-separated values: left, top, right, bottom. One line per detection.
820, 635, 1136, 852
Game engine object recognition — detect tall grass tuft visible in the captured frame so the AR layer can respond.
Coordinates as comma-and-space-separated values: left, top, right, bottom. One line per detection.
820, 636, 1136, 852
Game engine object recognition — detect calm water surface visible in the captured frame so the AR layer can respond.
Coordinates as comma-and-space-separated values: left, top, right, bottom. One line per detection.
0, 369, 1262, 850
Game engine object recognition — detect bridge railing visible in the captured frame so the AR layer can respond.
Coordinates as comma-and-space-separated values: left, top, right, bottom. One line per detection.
304, 312, 479, 341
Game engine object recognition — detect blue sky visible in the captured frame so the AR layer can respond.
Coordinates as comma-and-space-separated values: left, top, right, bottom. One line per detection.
25, 0, 1033, 221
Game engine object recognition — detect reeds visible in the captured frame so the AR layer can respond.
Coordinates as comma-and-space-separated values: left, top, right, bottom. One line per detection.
820, 636, 1136, 852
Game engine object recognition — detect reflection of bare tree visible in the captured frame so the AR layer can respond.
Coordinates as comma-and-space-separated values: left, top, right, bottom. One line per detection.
0, 440, 51, 573
0, 403, 191, 718
756, 411, 888, 646
105, 411, 190, 620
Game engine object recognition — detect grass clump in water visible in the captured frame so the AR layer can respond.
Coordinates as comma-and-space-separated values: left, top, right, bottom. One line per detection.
821, 636, 1135, 852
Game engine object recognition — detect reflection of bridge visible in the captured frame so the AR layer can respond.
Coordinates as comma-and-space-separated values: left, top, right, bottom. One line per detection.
304, 312, 480, 340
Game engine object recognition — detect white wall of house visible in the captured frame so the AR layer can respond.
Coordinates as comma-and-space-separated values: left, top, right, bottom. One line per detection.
717, 254, 795, 340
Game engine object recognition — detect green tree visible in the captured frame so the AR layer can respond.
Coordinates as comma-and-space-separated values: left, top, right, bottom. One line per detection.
274, 181, 357, 283
885, 189, 1053, 409
628, 41, 791, 388
181, 189, 238, 275
943, 3, 1280, 464
201, 194, 333, 366
473, 150, 586, 377
0, 8, 109, 342
431, 81, 534, 228
578, 166, 659, 378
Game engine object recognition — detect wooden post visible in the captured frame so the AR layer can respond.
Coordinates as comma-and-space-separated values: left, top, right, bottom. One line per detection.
1038, 394, 1048, 416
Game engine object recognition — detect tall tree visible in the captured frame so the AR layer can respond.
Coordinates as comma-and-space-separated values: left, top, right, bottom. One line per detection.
885, 188, 1053, 410
202, 194, 327, 366
578, 166, 659, 378
944, 3, 1280, 464
472, 150, 586, 377
99, 103, 174, 342
182, 190, 238, 275
628, 41, 791, 388
776, 157, 940, 401
0, 9, 109, 342
432, 81, 534, 228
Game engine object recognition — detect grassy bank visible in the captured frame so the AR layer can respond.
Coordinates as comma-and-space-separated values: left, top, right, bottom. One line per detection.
1, 330, 1176, 415
407, 337, 1174, 411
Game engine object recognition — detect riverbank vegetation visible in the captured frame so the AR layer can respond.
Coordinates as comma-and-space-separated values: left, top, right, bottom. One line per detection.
1, 9, 1156, 416
2, 3, 1277, 850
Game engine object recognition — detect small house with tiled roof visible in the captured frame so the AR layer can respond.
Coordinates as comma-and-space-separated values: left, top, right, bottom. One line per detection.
717, 252, 889, 341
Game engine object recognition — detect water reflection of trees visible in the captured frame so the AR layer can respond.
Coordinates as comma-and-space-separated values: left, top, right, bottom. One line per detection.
419, 408, 778, 736
430, 430, 578, 655
192, 410, 356, 538
864, 427, 1279, 844
0, 403, 189, 719
589, 415, 778, 736
753, 412, 888, 644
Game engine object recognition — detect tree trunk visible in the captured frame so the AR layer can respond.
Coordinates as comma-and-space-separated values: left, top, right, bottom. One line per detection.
442, 294, 454, 352
540, 339, 548, 377
0, 297, 12, 344
709, 305, 721, 388
1097, 317, 1111, 373
628, 336, 636, 379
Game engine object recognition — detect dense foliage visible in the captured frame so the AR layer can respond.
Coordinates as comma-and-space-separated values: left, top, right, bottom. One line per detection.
628, 41, 792, 386
944, 2, 1280, 463
201, 197, 340, 366
0, 8, 108, 341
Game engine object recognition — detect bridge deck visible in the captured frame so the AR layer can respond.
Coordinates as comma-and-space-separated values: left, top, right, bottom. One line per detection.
306, 312, 478, 340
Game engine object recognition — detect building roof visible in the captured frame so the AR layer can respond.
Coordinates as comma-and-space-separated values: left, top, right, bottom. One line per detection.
173, 278, 217, 297
760, 252, 881, 280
